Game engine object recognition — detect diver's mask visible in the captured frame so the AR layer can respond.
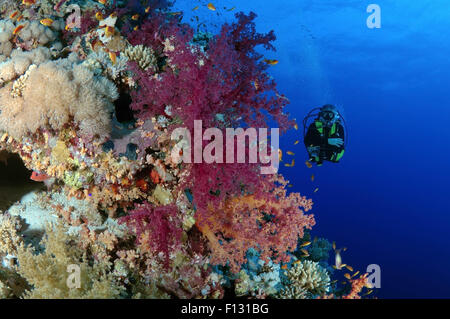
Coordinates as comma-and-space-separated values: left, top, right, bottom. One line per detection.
319, 110, 339, 126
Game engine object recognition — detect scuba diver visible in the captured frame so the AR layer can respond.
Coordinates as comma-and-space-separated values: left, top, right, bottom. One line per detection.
303, 104, 346, 166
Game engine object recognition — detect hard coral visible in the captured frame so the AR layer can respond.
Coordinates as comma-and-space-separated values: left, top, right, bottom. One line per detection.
281, 260, 331, 298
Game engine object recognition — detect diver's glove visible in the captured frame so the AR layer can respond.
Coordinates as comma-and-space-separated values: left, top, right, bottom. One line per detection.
307, 146, 320, 162
328, 138, 344, 147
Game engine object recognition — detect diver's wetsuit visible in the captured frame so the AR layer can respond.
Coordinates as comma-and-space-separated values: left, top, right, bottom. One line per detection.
304, 120, 345, 164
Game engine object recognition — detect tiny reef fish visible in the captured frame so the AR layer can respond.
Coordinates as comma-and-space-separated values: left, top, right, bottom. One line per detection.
264, 59, 279, 65
30, 171, 50, 182
13, 24, 25, 35
9, 11, 19, 19
22, 0, 36, 6
40, 18, 53, 26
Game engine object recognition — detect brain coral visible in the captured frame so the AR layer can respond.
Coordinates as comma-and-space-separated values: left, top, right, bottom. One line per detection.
0, 54, 118, 139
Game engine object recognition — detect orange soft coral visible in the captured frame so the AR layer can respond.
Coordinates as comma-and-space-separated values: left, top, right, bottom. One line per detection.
342, 273, 370, 299
196, 176, 315, 273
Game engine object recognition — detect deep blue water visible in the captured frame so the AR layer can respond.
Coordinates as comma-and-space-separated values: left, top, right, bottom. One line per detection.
176, 0, 450, 297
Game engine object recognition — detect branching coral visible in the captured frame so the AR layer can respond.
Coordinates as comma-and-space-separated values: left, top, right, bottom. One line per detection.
123, 44, 158, 71
280, 260, 331, 298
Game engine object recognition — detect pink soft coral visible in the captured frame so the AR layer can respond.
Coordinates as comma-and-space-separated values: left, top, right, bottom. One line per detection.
127, 12, 312, 272
119, 202, 182, 268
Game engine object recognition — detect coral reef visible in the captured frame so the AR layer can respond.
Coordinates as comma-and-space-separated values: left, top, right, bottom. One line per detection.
0, 0, 370, 299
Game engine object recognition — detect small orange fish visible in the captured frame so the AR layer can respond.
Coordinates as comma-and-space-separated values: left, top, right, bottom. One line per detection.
22, 0, 36, 6
294, 140, 299, 145
352, 271, 360, 278
13, 24, 25, 35
300, 241, 311, 247
287, 151, 295, 156
109, 12, 117, 18
285, 159, 295, 167
30, 171, 50, 182
98, 0, 107, 5
17, 15, 24, 22
40, 18, 53, 26
145, 6, 151, 13
109, 51, 116, 64
95, 12, 104, 21
133, 25, 139, 31
169, 11, 182, 16
227, 6, 236, 11
294, 123, 298, 130
9, 11, 19, 19
105, 26, 114, 37
344, 273, 352, 280
314, 188, 319, 193
207, 3, 216, 11
305, 161, 313, 168
311, 174, 315, 182
278, 149, 282, 162
281, 264, 288, 270
264, 59, 279, 65
300, 249, 309, 255
193, 6, 199, 11
131, 14, 139, 20
345, 265, 354, 272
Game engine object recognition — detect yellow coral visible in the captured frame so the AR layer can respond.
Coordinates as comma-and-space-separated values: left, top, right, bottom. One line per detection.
51, 140, 71, 164
12, 222, 125, 299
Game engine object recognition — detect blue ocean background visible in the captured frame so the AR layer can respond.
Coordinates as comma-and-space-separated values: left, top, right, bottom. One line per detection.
175, 0, 450, 297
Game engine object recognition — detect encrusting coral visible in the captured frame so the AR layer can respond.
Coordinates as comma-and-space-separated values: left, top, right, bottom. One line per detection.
0, 0, 371, 299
